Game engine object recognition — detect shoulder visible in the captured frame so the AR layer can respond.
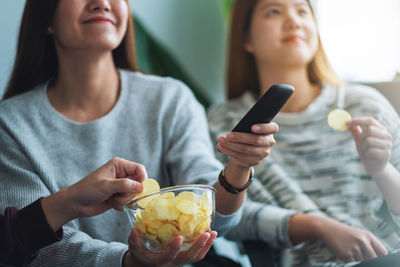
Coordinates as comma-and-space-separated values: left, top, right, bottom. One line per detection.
120, 70, 205, 119
342, 83, 400, 132
207, 92, 254, 125
342, 83, 396, 117
343, 83, 392, 109
0, 88, 43, 124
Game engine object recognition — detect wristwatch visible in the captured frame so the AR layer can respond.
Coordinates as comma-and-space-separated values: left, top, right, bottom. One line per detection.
218, 167, 254, 194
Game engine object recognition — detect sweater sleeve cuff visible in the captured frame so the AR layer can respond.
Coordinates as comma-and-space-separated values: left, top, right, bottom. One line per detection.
257, 206, 297, 248
96, 242, 128, 267
213, 201, 244, 237
13, 198, 63, 254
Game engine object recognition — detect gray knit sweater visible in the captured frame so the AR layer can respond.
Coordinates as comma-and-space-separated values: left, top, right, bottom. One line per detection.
0, 70, 241, 267
208, 84, 400, 267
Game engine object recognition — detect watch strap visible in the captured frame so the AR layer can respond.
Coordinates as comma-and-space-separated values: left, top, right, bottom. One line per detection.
218, 167, 254, 194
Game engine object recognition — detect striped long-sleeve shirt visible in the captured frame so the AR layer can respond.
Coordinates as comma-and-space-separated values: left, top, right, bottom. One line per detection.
207, 84, 400, 267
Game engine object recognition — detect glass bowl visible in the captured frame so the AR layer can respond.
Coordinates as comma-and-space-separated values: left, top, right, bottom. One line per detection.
124, 184, 216, 251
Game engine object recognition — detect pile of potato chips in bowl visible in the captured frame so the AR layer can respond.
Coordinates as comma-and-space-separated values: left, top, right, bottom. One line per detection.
124, 179, 216, 251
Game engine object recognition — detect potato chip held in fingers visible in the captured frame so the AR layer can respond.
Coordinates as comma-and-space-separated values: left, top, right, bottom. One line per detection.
327, 109, 352, 131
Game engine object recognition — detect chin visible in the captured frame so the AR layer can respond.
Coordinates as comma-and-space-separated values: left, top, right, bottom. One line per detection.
280, 56, 311, 67
85, 40, 121, 51
285, 50, 313, 63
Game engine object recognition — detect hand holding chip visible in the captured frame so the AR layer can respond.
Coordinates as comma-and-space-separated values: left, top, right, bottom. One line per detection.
347, 117, 393, 178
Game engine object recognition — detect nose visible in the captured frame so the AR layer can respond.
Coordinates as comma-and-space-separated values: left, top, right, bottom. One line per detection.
284, 10, 301, 30
88, 0, 111, 12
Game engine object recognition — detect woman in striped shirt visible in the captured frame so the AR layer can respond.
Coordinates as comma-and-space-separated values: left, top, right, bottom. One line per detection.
208, 0, 400, 266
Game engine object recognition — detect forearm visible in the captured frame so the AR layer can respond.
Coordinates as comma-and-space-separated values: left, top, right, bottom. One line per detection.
214, 161, 250, 215
371, 162, 400, 214
41, 188, 77, 232
288, 213, 324, 245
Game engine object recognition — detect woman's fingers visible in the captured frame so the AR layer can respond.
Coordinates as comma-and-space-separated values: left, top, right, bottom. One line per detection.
223, 132, 275, 146
370, 235, 388, 257
360, 136, 392, 150
360, 242, 378, 260
111, 158, 148, 182
340, 255, 356, 263
216, 143, 267, 166
183, 233, 210, 261
107, 193, 138, 211
352, 247, 364, 262
349, 117, 384, 129
218, 137, 273, 156
129, 228, 144, 249
109, 178, 143, 196
359, 125, 392, 143
175, 231, 217, 264
162, 235, 184, 262
251, 122, 279, 134
194, 231, 218, 261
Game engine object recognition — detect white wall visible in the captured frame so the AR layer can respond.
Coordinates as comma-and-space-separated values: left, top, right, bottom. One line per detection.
316, 0, 400, 82
0, 0, 226, 102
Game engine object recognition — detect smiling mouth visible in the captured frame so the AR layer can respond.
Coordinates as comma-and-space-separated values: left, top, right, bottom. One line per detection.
283, 36, 304, 43
84, 18, 113, 24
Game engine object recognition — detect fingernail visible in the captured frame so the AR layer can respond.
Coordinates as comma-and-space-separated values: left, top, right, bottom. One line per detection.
227, 133, 234, 139
253, 125, 261, 131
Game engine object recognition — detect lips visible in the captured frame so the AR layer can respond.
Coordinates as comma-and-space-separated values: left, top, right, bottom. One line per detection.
83, 16, 114, 24
282, 35, 304, 43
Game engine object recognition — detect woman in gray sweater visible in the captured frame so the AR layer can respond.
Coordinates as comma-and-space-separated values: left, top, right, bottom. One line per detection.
0, 0, 278, 266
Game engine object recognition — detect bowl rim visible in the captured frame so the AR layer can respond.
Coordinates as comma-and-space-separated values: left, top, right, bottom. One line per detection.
124, 184, 216, 211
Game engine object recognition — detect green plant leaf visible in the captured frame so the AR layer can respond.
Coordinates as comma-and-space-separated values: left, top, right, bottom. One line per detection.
221, 0, 235, 23
134, 17, 211, 108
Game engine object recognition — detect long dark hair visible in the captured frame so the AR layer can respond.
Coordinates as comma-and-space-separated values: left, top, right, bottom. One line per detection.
3, 0, 138, 100
227, 0, 341, 100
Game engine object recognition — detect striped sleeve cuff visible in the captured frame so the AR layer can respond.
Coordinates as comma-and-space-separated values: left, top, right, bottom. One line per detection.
213, 201, 244, 237
257, 206, 298, 248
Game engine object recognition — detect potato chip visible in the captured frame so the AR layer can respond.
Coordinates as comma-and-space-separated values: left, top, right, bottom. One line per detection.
178, 214, 196, 238
153, 198, 179, 220
176, 199, 199, 215
175, 191, 198, 202
157, 224, 179, 243
133, 180, 213, 247
134, 214, 147, 234
135, 178, 160, 208
327, 109, 351, 131
195, 221, 210, 236
201, 191, 213, 216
